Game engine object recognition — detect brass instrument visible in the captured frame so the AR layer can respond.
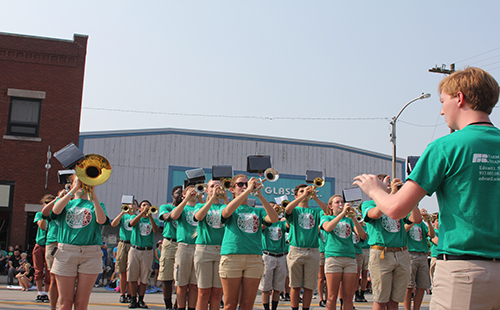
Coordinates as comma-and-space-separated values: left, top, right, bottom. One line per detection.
221, 178, 232, 190
75, 154, 112, 201
277, 200, 289, 219
345, 206, 357, 218
252, 168, 279, 195
146, 205, 158, 216
281, 200, 290, 208
122, 204, 130, 212
308, 177, 325, 199
195, 183, 207, 195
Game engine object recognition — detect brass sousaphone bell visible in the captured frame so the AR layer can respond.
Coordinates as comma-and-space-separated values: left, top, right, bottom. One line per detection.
75, 154, 112, 200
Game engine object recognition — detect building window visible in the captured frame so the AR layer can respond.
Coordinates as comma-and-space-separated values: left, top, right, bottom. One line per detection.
7, 97, 41, 137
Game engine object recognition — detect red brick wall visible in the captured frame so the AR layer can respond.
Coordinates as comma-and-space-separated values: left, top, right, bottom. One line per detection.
0, 33, 88, 249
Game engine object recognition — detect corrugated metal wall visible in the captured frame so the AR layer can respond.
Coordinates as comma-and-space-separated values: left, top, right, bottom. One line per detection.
80, 129, 403, 218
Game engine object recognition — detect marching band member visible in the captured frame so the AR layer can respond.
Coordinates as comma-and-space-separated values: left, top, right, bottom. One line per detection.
285, 184, 328, 310
320, 195, 366, 310
111, 199, 138, 303
51, 175, 109, 310
127, 200, 159, 309
193, 180, 228, 310
158, 185, 183, 310
259, 202, 288, 310
219, 174, 279, 310
403, 208, 435, 310
169, 185, 200, 310
359, 176, 421, 310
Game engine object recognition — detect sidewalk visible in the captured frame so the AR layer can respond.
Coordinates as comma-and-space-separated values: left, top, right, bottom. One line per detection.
0, 275, 431, 309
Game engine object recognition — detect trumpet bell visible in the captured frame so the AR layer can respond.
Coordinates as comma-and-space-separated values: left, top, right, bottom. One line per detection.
150, 206, 158, 214
75, 154, 112, 186
313, 177, 325, 188
264, 168, 279, 182
221, 178, 232, 190
122, 205, 130, 212
195, 183, 206, 194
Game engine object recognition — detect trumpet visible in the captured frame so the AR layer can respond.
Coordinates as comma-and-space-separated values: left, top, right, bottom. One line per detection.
281, 199, 290, 208
308, 177, 325, 199
220, 178, 232, 190
122, 204, 130, 212
195, 183, 206, 195
146, 205, 158, 216
345, 206, 357, 218
75, 154, 112, 201
252, 168, 279, 195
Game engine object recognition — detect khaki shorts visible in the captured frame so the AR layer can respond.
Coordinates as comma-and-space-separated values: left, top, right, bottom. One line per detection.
127, 247, 154, 284
115, 241, 132, 273
194, 244, 222, 289
361, 248, 370, 271
287, 246, 320, 290
157, 238, 177, 282
259, 253, 287, 292
219, 254, 264, 279
430, 256, 437, 284
45, 242, 57, 271
325, 256, 358, 274
368, 248, 410, 303
52, 243, 103, 277
174, 243, 197, 286
430, 258, 500, 310
408, 252, 431, 289
356, 253, 363, 270
319, 252, 325, 266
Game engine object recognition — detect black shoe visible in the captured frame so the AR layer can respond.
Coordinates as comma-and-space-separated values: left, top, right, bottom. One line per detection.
120, 295, 128, 303
129, 299, 138, 309
41, 295, 50, 302
360, 290, 367, 302
299, 297, 303, 303
138, 301, 148, 308
355, 291, 363, 302
284, 293, 290, 301
35, 295, 44, 303
319, 300, 326, 307
220, 300, 224, 309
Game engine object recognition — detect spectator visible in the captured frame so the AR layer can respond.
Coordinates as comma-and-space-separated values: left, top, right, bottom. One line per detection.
7, 249, 21, 285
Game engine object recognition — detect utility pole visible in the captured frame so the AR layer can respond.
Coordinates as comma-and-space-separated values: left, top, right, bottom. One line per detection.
429, 63, 455, 75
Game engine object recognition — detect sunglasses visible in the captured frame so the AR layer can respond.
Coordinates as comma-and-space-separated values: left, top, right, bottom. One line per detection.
235, 182, 248, 188
44, 201, 52, 204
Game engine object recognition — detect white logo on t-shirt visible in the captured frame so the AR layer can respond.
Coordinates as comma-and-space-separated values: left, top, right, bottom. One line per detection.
334, 222, 352, 239
352, 232, 360, 244
473, 153, 489, 163
65, 207, 92, 229
124, 218, 133, 231
186, 211, 199, 227
298, 213, 315, 230
319, 230, 326, 243
237, 213, 260, 233
409, 225, 423, 241
268, 226, 283, 241
206, 210, 223, 229
381, 215, 401, 233
139, 222, 152, 236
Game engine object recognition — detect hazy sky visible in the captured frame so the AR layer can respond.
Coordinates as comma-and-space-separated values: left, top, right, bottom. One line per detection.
3, 1, 500, 213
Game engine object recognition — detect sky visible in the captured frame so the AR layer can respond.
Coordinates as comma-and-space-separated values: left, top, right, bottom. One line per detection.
3, 1, 500, 213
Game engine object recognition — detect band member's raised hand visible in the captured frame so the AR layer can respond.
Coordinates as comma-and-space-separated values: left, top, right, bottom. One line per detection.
390, 178, 403, 194
353, 174, 388, 198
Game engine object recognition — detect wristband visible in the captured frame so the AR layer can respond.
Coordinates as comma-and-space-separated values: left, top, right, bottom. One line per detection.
68, 192, 74, 198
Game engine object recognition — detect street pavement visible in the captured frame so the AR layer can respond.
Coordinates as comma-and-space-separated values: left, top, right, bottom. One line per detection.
0, 275, 431, 309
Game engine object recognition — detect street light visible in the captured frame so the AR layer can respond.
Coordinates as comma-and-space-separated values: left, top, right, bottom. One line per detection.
390, 93, 431, 180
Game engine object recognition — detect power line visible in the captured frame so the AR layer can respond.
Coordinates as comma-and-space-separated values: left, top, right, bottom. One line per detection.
454, 46, 500, 64
82, 106, 389, 121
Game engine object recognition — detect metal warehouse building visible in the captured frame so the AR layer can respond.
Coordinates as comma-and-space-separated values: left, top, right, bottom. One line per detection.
79, 128, 404, 219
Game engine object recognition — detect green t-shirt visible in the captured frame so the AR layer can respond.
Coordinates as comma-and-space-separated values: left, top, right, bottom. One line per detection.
318, 230, 326, 253
34, 212, 47, 246
286, 207, 323, 248
361, 200, 409, 248
175, 205, 198, 244
129, 216, 160, 248
154, 248, 160, 263
194, 203, 225, 246
407, 222, 429, 253
262, 220, 288, 254
51, 198, 109, 246
320, 215, 356, 258
429, 228, 439, 258
159, 204, 177, 239
408, 125, 500, 258
352, 231, 363, 254
45, 217, 60, 244
360, 224, 370, 249
118, 213, 134, 242
221, 205, 269, 255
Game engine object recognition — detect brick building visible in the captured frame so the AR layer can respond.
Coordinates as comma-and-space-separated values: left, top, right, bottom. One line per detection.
0, 32, 88, 251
